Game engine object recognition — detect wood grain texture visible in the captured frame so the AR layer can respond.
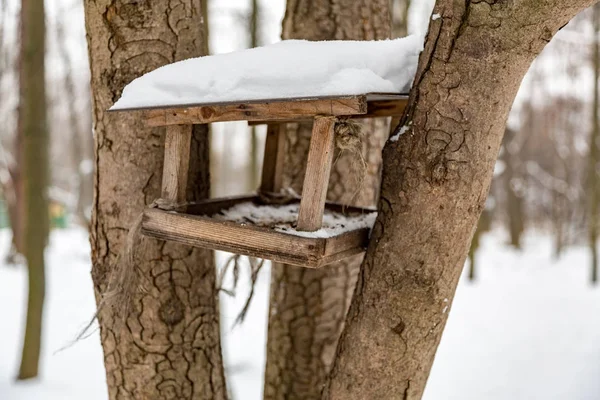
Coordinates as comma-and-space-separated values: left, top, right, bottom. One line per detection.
144, 96, 367, 126
260, 123, 287, 194
84, 0, 227, 398
364, 98, 408, 118
161, 124, 192, 203
141, 206, 370, 268
247, 94, 408, 126
297, 116, 336, 231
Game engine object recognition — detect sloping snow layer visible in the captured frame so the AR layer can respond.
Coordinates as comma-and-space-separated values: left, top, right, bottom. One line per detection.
111, 36, 422, 110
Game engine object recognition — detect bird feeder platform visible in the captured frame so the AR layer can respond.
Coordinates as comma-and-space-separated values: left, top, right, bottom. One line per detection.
141, 195, 375, 268
112, 93, 408, 267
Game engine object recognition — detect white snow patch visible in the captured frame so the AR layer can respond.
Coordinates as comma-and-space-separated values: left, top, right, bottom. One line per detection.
110, 36, 423, 110
3, 230, 600, 400
389, 125, 410, 142
432, 13, 441, 20
213, 202, 377, 238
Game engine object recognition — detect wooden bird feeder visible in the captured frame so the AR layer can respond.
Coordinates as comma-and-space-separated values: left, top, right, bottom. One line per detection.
112, 93, 408, 267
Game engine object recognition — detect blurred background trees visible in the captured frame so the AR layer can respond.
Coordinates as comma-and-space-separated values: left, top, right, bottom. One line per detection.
16, 0, 49, 380
0, 0, 599, 395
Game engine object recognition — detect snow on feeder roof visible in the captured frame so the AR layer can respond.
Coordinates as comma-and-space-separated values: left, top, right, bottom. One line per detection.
110, 36, 421, 268
111, 35, 422, 110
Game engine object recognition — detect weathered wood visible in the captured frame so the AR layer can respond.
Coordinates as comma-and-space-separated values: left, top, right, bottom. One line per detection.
143, 96, 368, 127
364, 98, 408, 118
297, 116, 336, 231
161, 124, 192, 203
141, 204, 371, 268
247, 94, 409, 126
260, 123, 287, 194
182, 194, 373, 216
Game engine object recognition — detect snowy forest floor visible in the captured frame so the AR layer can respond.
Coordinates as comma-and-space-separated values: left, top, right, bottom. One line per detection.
0, 228, 599, 400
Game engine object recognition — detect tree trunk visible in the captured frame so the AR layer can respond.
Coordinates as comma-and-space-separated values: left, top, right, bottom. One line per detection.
589, 3, 600, 284
324, 1, 598, 399
17, 0, 48, 380
264, 2, 390, 399
391, 0, 411, 38
83, 2, 226, 399
249, 0, 261, 190
503, 128, 525, 249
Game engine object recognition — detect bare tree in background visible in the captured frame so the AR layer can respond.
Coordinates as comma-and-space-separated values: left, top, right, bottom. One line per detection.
55, 1, 94, 227
391, 0, 410, 38
589, 3, 600, 284
0, 0, 24, 263
17, 0, 49, 380
248, 0, 261, 189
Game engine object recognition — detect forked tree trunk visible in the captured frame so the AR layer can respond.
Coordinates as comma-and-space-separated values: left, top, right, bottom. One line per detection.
264, 2, 391, 399
83, 2, 226, 399
324, 1, 599, 399
17, 0, 49, 380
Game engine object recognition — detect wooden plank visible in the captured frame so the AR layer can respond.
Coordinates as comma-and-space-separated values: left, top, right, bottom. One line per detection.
247, 96, 409, 125
259, 123, 287, 194
184, 195, 374, 217
142, 208, 327, 267
297, 116, 336, 231
315, 247, 367, 268
145, 96, 367, 127
161, 124, 192, 203
365, 93, 408, 101
142, 198, 374, 267
323, 229, 370, 257
185, 195, 258, 216
364, 98, 408, 118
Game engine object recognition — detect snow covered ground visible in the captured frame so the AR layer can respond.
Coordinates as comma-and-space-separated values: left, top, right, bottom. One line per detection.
1, 228, 599, 400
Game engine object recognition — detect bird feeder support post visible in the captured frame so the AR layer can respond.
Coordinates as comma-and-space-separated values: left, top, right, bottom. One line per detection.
161, 124, 193, 204
297, 116, 337, 232
259, 123, 287, 194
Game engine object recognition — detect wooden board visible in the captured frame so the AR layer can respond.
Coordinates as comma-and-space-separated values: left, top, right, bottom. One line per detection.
246, 93, 409, 125
141, 196, 374, 268
297, 116, 336, 231
259, 123, 287, 194
161, 124, 192, 203
142, 96, 368, 127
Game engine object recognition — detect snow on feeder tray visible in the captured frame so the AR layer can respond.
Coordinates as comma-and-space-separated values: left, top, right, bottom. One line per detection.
109, 37, 419, 267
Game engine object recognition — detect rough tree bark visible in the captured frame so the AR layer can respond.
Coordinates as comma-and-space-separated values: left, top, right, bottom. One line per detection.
17, 0, 49, 380
323, 1, 599, 399
83, 2, 226, 399
264, 2, 390, 399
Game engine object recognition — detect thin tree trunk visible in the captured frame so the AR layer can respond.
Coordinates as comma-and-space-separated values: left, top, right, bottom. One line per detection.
468, 209, 491, 281
503, 128, 524, 249
249, 0, 260, 190
17, 0, 48, 380
589, 3, 600, 284
324, 1, 598, 399
83, 2, 226, 398
391, 0, 411, 38
264, 2, 390, 399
